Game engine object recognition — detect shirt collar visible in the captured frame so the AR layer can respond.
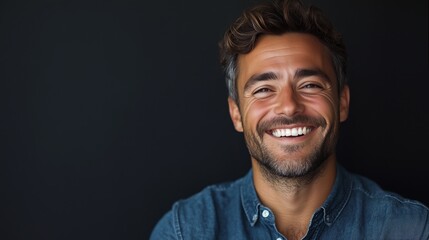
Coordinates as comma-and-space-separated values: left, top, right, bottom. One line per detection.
240, 170, 260, 226
240, 163, 352, 227
320, 163, 353, 226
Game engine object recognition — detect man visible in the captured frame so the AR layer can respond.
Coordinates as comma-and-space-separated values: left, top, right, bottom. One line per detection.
150, 0, 429, 239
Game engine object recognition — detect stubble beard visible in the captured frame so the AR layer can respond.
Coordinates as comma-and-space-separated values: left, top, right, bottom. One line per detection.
244, 115, 335, 187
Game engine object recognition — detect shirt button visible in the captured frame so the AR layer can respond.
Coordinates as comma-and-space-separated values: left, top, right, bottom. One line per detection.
262, 210, 270, 218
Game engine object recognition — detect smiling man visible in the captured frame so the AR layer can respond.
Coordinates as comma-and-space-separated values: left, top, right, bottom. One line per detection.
150, 0, 429, 239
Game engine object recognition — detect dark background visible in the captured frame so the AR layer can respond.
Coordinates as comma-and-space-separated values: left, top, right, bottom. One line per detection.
0, 0, 427, 239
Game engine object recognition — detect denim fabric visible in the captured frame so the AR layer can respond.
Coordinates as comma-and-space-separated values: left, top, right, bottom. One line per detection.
150, 164, 429, 240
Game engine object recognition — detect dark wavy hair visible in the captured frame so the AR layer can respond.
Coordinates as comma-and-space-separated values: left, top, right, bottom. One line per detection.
219, 0, 347, 103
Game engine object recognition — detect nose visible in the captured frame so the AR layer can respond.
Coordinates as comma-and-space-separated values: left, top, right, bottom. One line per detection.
273, 88, 304, 116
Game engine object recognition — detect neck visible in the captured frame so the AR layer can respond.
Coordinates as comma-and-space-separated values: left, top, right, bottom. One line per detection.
252, 157, 336, 240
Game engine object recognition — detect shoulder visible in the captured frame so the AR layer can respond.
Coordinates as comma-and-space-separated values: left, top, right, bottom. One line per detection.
172, 175, 245, 225
346, 171, 429, 237
177, 175, 244, 207
150, 174, 248, 239
350, 171, 428, 212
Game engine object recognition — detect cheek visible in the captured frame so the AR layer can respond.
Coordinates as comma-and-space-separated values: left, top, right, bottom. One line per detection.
304, 92, 338, 120
241, 98, 272, 127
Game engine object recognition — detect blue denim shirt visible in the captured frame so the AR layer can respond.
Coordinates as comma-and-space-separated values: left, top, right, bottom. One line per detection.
150, 164, 429, 240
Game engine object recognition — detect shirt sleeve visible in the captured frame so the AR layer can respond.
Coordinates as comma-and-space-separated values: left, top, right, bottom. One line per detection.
149, 209, 180, 240
419, 209, 429, 240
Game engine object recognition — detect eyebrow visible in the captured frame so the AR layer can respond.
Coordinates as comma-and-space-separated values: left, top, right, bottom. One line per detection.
243, 68, 330, 92
294, 68, 330, 82
243, 72, 278, 92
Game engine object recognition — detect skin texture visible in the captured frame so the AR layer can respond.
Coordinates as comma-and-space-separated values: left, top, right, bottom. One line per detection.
228, 33, 350, 240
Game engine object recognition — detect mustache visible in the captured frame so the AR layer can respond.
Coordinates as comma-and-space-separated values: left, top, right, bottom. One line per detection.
257, 115, 327, 137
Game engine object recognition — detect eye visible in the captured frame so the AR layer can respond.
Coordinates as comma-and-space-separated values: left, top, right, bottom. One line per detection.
255, 88, 271, 93
253, 87, 274, 98
300, 82, 324, 93
302, 83, 322, 89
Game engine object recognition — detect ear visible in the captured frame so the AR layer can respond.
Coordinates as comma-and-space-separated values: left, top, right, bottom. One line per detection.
339, 85, 350, 122
228, 97, 243, 132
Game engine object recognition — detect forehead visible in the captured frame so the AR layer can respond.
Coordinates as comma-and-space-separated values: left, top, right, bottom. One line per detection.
237, 33, 335, 85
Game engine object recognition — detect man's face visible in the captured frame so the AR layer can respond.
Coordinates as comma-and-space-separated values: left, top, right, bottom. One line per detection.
228, 33, 350, 178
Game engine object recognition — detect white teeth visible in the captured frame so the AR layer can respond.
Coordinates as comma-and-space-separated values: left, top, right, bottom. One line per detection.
291, 128, 298, 136
272, 127, 312, 138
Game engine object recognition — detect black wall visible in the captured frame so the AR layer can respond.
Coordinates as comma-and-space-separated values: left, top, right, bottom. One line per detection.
0, 0, 427, 239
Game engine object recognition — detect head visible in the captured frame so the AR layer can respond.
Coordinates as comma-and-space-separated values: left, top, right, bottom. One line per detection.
219, 0, 350, 180
220, 0, 347, 103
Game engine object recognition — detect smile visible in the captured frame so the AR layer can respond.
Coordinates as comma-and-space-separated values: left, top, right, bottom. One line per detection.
271, 127, 312, 137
